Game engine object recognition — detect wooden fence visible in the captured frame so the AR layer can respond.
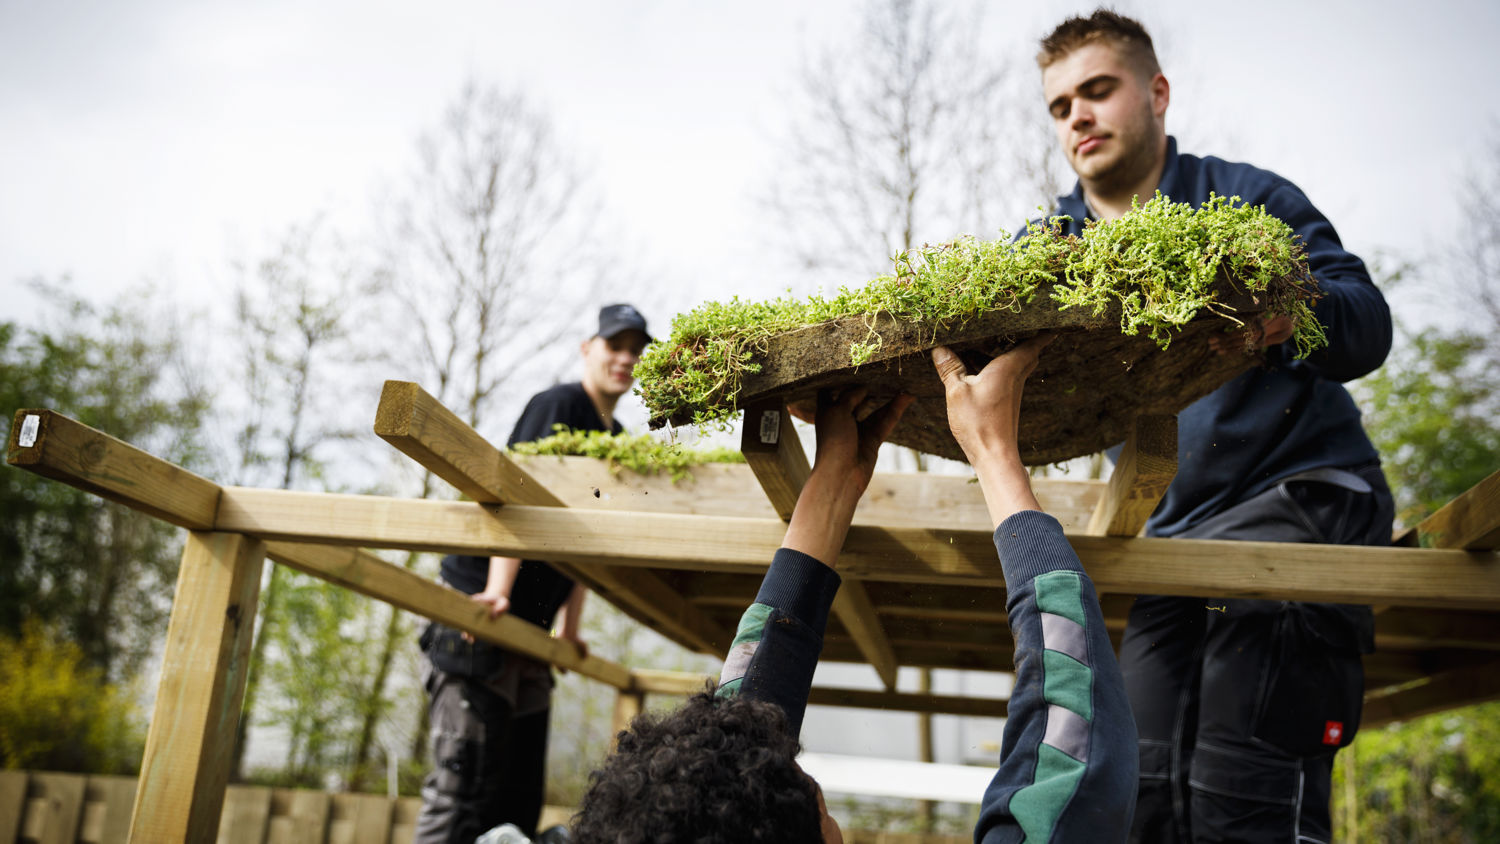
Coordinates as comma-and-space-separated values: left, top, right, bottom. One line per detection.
0, 770, 966, 844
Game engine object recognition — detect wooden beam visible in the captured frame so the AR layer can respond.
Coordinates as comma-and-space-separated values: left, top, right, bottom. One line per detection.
807, 686, 1009, 718
1374, 607, 1500, 652
212, 489, 1500, 609
610, 691, 644, 750
374, 382, 728, 653
373, 381, 561, 507
1363, 661, 1500, 728
739, 400, 809, 521
130, 532, 264, 844
263, 542, 631, 688
626, 670, 1010, 717
738, 401, 899, 688
1414, 468, 1500, 551
7, 408, 220, 530
514, 453, 1104, 533
1086, 414, 1176, 537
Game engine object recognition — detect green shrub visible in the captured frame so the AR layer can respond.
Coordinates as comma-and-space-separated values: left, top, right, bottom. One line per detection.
0, 620, 145, 773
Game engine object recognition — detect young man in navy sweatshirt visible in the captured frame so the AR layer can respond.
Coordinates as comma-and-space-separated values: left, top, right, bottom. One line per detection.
1037, 11, 1394, 842
571, 336, 1137, 843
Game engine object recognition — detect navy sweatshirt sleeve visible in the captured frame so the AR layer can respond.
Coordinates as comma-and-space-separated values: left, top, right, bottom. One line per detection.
975, 511, 1137, 844
715, 547, 841, 737
1259, 181, 1391, 383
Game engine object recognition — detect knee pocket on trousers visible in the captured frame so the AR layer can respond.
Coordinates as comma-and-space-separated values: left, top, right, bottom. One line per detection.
430, 732, 484, 800
1189, 742, 1300, 806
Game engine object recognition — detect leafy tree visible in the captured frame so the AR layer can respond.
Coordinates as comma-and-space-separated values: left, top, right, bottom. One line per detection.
763, 0, 1060, 286
0, 282, 210, 683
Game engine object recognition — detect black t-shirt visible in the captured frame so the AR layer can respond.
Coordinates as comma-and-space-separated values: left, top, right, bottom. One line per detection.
440, 383, 621, 628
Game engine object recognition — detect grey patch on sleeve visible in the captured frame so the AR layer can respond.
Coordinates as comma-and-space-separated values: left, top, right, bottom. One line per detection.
718, 641, 759, 686
1040, 611, 1088, 665
1043, 703, 1091, 762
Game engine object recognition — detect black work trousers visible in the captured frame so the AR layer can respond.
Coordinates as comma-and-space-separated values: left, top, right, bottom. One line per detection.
414, 662, 552, 844
1122, 464, 1393, 844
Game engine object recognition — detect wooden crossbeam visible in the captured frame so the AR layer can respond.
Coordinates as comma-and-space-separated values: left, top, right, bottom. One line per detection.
263, 542, 630, 688
1413, 468, 1500, 551
627, 669, 1010, 718
1086, 414, 1177, 537
130, 532, 264, 844
374, 381, 560, 506
211, 489, 1500, 609
7, 408, 220, 530
1374, 607, 1500, 652
740, 402, 899, 689
1362, 660, 1500, 728
374, 382, 731, 653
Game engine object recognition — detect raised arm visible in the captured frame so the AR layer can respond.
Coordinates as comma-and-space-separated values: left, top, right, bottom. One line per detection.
715, 389, 911, 736
933, 338, 1137, 843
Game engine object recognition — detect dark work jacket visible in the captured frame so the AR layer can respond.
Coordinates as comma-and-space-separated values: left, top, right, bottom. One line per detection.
439, 382, 622, 628
1053, 137, 1391, 536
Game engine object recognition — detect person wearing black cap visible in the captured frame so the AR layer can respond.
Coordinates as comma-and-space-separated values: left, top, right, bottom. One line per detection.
414, 304, 651, 844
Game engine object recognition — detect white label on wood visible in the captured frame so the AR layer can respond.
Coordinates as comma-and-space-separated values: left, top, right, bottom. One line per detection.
18, 414, 39, 447
759, 410, 780, 445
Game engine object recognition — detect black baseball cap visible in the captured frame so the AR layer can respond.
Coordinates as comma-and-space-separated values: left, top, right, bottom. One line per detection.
597, 303, 651, 341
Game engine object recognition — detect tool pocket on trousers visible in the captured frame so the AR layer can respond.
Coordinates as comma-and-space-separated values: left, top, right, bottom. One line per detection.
431, 732, 484, 799
1251, 610, 1363, 757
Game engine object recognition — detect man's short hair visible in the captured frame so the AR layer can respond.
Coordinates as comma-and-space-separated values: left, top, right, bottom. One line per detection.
1037, 8, 1161, 81
571, 690, 823, 843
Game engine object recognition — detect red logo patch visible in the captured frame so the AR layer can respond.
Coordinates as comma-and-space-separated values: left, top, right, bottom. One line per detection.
1322, 721, 1344, 746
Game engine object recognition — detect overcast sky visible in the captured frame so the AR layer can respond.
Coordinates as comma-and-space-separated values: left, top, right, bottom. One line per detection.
4, 0, 1498, 335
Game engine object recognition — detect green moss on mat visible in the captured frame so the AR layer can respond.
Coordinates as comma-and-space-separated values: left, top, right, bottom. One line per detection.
510, 426, 745, 481
636, 193, 1323, 428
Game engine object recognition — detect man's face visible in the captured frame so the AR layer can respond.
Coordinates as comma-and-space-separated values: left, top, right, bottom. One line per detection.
581, 330, 648, 398
1041, 41, 1167, 195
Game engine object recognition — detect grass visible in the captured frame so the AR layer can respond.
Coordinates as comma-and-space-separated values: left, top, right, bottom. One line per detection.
510, 426, 745, 481
636, 193, 1322, 428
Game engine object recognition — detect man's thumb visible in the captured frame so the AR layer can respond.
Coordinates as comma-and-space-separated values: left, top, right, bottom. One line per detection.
930, 346, 967, 386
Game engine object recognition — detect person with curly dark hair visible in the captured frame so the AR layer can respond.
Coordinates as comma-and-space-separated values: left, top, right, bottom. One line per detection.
572, 335, 1138, 843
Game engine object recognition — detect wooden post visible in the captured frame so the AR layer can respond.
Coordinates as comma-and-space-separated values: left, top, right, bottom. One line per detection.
1086, 415, 1177, 537
129, 532, 265, 844
740, 400, 900, 689
610, 691, 645, 751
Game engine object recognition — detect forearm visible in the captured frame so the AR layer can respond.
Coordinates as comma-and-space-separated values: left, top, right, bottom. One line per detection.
970, 447, 1042, 530
781, 471, 864, 567
482, 556, 521, 598
556, 584, 587, 640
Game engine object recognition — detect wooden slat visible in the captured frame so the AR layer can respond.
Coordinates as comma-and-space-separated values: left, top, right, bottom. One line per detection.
6, 408, 221, 529
1086, 414, 1176, 537
328, 793, 392, 844
739, 400, 809, 520
630, 668, 716, 696
1415, 468, 1500, 550
30, 772, 86, 844
264, 541, 631, 688
374, 382, 726, 653
217, 786, 272, 844
374, 380, 561, 507
0, 771, 25, 844
215, 489, 1500, 609
1374, 607, 1500, 652
130, 532, 265, 844
1363, 661, 1500, 728
267, 789, 330, 844
739, 402, 899, 687
86, 775, 136, 844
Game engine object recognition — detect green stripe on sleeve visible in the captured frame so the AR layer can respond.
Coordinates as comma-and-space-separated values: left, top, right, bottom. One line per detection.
730, 603, 774, 647
1042, 650, 1094, 721
1033, 571, 1086, 627
1010, 743, 1088, 842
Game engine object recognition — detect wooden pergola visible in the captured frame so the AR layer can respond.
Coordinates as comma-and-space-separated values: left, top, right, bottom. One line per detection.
7, 381, 1500, 843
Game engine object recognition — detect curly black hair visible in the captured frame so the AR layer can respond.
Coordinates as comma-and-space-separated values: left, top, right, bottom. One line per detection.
570, 690, 823, 843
